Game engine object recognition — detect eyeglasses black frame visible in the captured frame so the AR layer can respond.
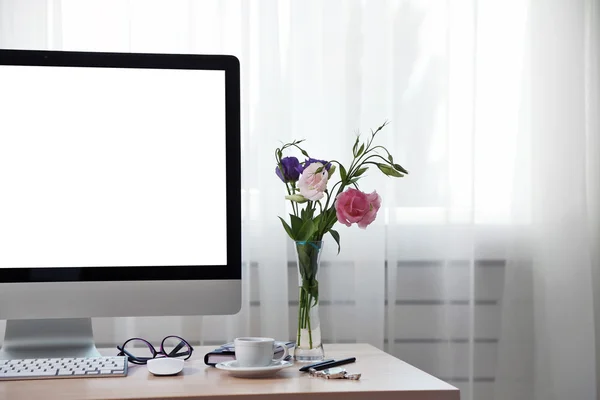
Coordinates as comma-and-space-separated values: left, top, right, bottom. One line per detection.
117, 335, 194, 365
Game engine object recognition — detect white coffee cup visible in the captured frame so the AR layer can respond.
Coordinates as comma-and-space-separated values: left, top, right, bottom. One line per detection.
234, 337, 289, 368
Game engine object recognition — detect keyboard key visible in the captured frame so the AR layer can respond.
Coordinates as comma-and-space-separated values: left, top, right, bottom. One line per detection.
58, 369, 73, 376
34, 370, 57, 376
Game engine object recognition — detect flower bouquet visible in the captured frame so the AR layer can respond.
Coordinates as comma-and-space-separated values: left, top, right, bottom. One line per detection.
275, 121, 407, 361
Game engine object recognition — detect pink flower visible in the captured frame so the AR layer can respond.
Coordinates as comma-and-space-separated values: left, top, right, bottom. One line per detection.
335, 188, 382, 229
298, 162, 329, 201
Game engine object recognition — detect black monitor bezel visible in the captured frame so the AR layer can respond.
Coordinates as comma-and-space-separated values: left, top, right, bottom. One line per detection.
0, 49, 241, 283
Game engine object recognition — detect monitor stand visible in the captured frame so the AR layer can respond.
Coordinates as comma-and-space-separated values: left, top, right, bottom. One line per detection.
0, 318, 101, 359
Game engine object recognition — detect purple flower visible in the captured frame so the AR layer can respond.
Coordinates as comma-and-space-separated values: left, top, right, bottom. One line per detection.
276, 157, 302, 182
301, 158, 332, 172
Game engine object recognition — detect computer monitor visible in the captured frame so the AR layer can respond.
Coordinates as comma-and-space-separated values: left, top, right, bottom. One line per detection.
0, 49, 241, 359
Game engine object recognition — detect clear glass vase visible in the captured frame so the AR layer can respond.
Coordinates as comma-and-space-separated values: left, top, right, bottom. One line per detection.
294, 240, 325, 362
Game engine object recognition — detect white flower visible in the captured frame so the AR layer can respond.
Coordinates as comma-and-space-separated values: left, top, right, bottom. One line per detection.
298, 162, 329, 201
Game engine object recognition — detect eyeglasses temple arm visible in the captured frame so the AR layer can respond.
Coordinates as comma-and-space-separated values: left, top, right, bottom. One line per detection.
171, 341, 185, 356
117, 346, 138, 361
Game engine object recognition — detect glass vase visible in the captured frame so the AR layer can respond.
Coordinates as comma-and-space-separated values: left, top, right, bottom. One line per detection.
294, 240, 325, 362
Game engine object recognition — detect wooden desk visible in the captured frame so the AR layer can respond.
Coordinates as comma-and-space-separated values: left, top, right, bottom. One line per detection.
0, 344, 459, 400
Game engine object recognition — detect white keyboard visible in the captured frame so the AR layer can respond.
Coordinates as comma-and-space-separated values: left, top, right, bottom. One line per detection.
0, 356, 128, 380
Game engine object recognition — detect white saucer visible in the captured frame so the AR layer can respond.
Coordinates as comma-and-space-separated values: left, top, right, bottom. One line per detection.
215, 360, 294, 378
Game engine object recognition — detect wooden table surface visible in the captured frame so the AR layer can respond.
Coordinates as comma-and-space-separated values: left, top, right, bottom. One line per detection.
0, 343, 459, 400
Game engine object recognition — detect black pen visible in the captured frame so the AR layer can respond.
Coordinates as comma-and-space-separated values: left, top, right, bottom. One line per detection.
299, 359, 334, 372
299, 357, 356, 372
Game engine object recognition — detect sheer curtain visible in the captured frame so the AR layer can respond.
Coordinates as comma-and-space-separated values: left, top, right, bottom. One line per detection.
1, 1, 599, 399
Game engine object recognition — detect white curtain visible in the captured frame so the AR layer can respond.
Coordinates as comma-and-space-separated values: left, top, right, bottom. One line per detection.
1, 1, 599, 399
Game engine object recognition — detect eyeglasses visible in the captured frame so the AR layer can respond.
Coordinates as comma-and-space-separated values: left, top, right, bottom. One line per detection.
117, 335, 194, 365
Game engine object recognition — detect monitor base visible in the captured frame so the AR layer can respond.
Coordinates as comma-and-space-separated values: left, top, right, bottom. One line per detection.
0, 318, 101, 359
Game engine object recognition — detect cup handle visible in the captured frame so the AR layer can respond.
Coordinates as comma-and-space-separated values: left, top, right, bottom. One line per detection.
272, 341, 289, 362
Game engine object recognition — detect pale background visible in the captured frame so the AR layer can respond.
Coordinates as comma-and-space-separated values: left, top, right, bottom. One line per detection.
0, 1, 599, 400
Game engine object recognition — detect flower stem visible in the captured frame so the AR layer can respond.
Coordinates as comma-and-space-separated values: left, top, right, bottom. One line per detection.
307, 293, 313, 349
297, 287, 315, 350
297, 287, 302, 346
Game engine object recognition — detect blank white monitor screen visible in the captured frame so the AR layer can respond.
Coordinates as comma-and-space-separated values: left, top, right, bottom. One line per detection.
0, 65, 227, 269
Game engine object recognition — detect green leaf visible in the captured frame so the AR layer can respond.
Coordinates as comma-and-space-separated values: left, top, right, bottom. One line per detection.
301, 149, 309, 158
290, 214, 304, 234
315, 166, 324, 173
356, 143, 365, 157
388, 154, 394, 164
329, 229, 341, 254
394, 163, 409, 174
349, 177, 361, 184
354, 167, 368, 177
377, 163, 404, 177
297, 219, 316, 241
375, 120, 389, 134
310, 279, 319, 305
312, 213, 322, 227
340, 164, 347, 182
278, 217, 295, 240
304, 207, 314, 220
302, 278, 319, 305
277, 149, 282, 159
